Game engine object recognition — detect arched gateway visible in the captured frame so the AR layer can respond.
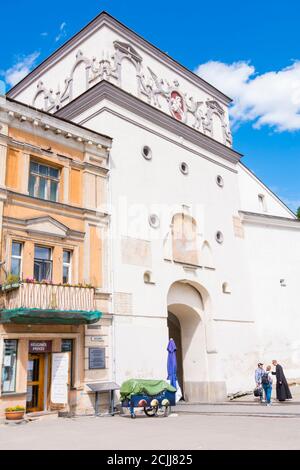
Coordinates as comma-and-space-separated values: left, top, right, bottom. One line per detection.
167, 280, 226, 402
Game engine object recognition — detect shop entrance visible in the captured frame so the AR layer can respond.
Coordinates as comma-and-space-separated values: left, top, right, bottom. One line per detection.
26, 354, 45, 412
26, 340, 52, 413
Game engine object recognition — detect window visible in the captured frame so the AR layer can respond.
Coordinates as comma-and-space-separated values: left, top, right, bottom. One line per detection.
1, 340, 18, 393
216, 231, 224, 244
142, 146, 152, 160
216, 175, 224, 187
11, 242, 23, 278
61, 339, 74, 387
29, 161, 60, 202
180, 162, 189, 175
149, 214, 160, 228
34, 246, 52, 282
258, 194, 267, 212
63, 250, 72, 284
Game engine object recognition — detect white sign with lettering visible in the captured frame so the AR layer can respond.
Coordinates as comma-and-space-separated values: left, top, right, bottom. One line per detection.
51, 353, 69, 404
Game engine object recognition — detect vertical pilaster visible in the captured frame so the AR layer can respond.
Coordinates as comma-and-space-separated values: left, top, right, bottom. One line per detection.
0, 142, 8, 188
20, 152, 30, 194
83, 222, 90, 284
63, 166, 69, 204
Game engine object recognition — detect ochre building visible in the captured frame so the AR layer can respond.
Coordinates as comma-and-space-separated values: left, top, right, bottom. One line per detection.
0, 96, 112, 416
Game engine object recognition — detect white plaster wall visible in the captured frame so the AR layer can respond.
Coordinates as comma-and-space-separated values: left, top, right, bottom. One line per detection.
243, 222, 300, 380
70, 104, 258, 395
238, 163, 295, 218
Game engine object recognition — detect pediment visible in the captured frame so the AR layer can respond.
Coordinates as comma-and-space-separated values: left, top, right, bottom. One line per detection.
25, 216, 69, 238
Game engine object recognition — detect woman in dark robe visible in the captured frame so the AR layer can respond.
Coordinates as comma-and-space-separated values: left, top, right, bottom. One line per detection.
272, 360, 292, 401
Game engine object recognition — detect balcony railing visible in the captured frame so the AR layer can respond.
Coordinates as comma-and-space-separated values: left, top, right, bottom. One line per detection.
0, 282, 95, 312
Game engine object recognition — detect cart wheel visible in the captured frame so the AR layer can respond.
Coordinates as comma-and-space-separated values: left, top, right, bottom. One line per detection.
144, 406, 158, 417
163, 405, 170, 417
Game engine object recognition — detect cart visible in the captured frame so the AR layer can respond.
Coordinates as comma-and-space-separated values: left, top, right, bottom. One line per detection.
120, 379, 176, 419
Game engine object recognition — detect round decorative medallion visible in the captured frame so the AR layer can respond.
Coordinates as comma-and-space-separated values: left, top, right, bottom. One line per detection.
169, 90, 185, 121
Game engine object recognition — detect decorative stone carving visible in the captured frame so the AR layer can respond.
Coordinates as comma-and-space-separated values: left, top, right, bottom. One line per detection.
203, 100, 232, 145
31, 42, 232, 146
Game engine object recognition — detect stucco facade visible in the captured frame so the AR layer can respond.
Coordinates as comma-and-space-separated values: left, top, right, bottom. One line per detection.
2, 11, 300, 407
0, 96, 113, 416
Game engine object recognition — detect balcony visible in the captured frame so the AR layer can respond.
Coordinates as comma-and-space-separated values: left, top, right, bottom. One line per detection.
0, 282, 101, 325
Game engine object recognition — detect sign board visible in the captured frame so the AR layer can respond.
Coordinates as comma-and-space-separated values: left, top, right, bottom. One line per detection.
29, 340, 52, 353
89, 348, 105, 369
51, 352, 69, 404
91, 336, 104, 342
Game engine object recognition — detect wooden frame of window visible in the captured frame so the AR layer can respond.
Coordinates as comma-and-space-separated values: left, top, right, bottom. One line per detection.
34, 245, 53, 282
62, 250, 72, 284
1, 339, 18, 393
28, 160, 60, 202
10, 241, 23, 278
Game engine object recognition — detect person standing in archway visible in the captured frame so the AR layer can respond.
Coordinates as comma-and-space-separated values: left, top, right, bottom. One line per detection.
272, 360, 292, 402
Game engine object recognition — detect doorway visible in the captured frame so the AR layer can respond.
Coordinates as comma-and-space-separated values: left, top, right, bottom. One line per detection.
167, 281, 209, 402
26, 354, 45, 412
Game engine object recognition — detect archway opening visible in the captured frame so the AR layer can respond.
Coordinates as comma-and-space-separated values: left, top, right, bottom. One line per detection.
167, 281, 208, 402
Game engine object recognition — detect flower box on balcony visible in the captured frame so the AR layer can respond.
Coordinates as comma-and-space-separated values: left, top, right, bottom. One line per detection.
1, 283, 20, 292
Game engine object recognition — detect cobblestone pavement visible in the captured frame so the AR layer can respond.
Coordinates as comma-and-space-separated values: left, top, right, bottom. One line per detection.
0, 385, 299, 450
0, 409, 300, 450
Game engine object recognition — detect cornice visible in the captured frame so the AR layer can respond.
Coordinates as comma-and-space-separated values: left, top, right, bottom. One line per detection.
0, 96, 112, 156
7, 12, 231, 106
56, 80, 242, 165
239, 211, 300, 229
5, 190, 110, 220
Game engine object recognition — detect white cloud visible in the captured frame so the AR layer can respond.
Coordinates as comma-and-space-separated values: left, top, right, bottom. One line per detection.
1, 52, 40, 87
195, 60, 300, 132
55, 22, 67, 42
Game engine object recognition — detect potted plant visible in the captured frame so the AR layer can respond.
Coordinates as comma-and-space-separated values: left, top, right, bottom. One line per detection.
1, 274, 20, 292
5, 406, 25, 420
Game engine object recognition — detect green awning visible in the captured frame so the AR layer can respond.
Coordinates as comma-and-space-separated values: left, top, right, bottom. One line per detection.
0, 308, 102, 325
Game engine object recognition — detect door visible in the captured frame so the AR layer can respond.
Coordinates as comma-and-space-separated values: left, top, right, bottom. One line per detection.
26, 354, 45, 412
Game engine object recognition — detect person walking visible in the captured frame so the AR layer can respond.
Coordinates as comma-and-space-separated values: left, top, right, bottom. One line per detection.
254, 362, 264, 402
261, 365, 273, 405
272, 360, 292, 401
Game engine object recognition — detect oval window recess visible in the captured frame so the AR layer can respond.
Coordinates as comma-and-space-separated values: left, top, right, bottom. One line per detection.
149, 214, 160, 228
142, 146, 152, 160
216, 231, 224, 244
216, 175, 224, 187
180, 162, 189, 175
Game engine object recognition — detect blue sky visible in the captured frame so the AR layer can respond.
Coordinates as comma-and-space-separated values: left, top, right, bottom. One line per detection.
0, 0, 299, 212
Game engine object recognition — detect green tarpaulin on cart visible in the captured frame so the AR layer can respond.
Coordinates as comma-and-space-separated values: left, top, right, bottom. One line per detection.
120, 379, 176, 400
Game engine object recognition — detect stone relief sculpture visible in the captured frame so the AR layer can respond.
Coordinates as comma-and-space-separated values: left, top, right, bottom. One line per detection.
31, 41, 232, 146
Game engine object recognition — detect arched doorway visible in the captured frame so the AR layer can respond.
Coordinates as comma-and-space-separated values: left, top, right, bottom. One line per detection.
167, 281, 209, 402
